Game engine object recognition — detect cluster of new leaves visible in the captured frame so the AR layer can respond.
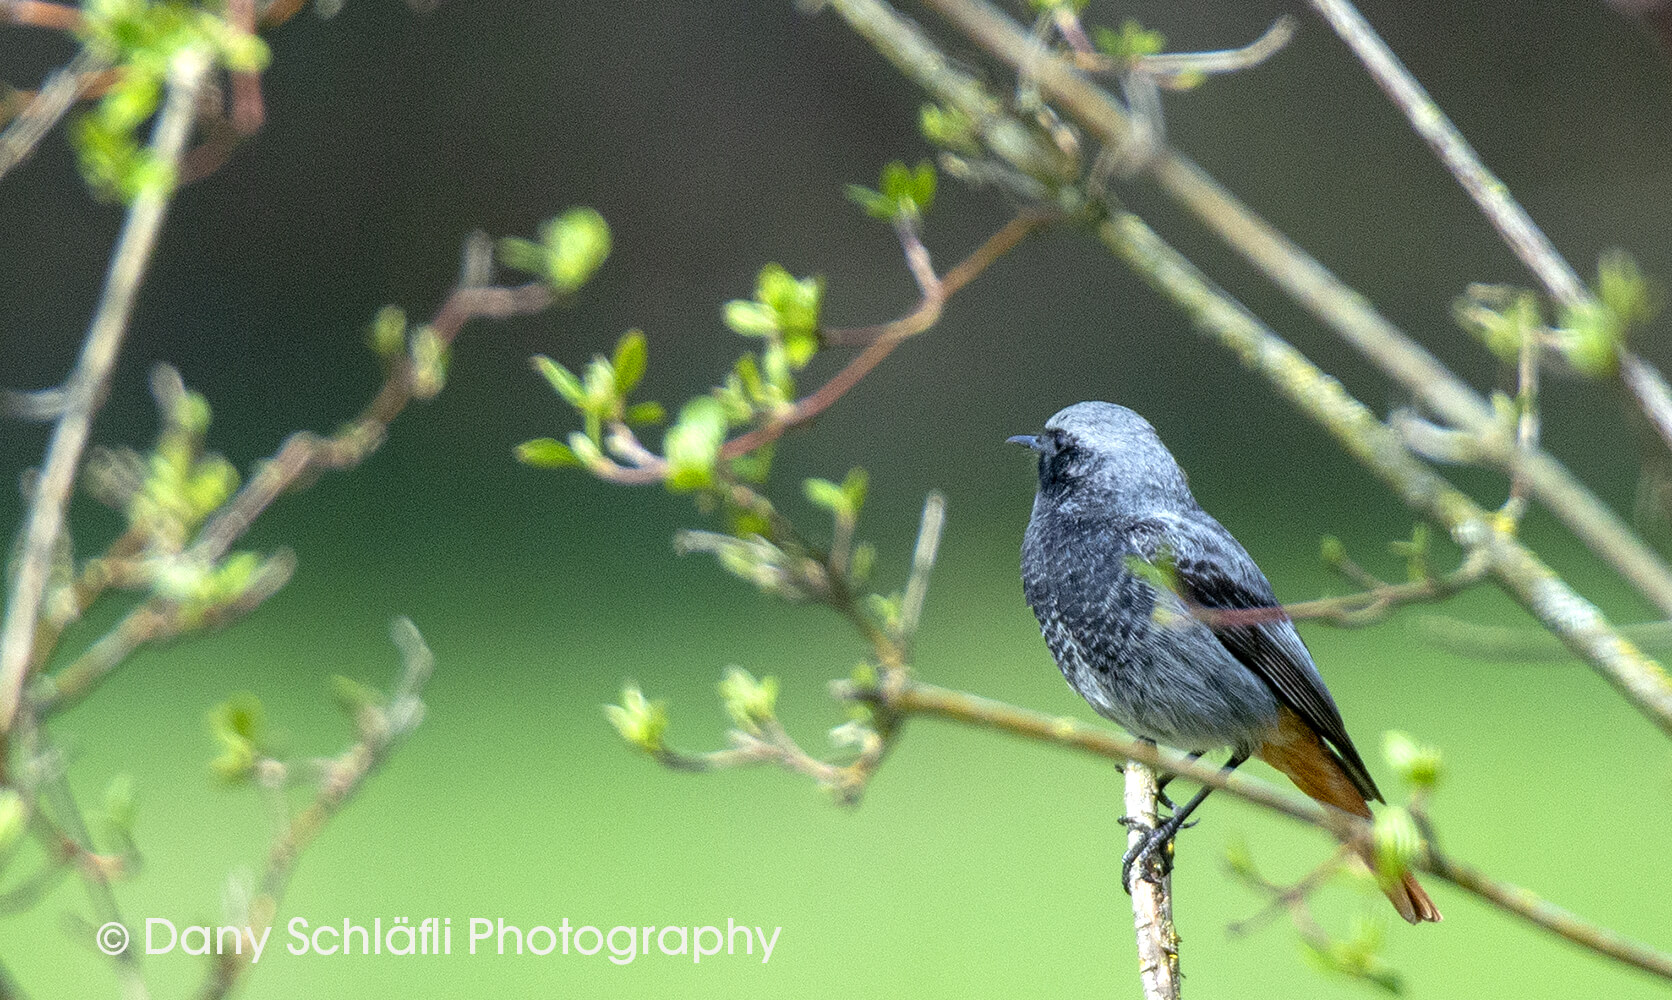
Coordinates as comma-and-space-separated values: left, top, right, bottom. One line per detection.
83, 366, 286, 625
1227, 732, 1445, 995
74, 0, 270, 200
1454, 250, 1658, 377
209, 618, 432, 787
514, 226, 838, 499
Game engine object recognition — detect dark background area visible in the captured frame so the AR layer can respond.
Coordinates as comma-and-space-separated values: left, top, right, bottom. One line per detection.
3, 1, 1672, 996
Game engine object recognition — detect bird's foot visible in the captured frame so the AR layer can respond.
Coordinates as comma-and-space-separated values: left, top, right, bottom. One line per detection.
1120, 812, 1194, 893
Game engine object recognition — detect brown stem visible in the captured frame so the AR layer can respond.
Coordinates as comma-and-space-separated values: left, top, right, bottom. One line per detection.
0, 0, 81, 30
722, 210, 1044, 458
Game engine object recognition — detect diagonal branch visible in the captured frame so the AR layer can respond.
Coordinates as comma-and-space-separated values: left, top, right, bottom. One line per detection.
869, 678, 1672, 982
0, 48, 210, 739
1304, 0, 1588, 308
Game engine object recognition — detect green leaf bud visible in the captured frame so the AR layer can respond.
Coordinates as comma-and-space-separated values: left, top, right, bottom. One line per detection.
515, 437, 581, 468
369, 305, 407, 359
605, 685, 668, 753
612, 330, 648, 395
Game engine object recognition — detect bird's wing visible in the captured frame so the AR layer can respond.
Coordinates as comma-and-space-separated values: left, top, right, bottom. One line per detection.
1129, 511, 1383, 803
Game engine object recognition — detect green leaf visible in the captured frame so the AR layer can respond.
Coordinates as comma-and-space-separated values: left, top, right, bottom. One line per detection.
1372, 805, 1423, 884
625, 401, 666, 425
368, 305, 407, 359
844, 183, 895, 220
532, 355, 586, 406
183, 454, 238, 517
515, 437, 581, 468
717, 666, 780, 733
663, 397, 728, 492
909, 160, 936, 216
840, 467, 869, 514
730, 443, 773, 483
496, 236, 547, 275
582, 355, 617, 411
330, 674, 384, 715
612, 330, 648, 395
541, 206, 612, 292
723, 300, 778, 337
605, 685, 668, 753
803, 477, 847, 515
1598, 248, 1656, 330
1382, 730, 1443, 789
920, 103, 978, 153
207, 693, 265, 782
734, 354, 765, 402
0, 789, 25, 853
1092, 19, 1166, 63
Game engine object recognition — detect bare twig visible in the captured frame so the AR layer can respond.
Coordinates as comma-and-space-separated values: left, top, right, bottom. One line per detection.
898, 491, 946, 637
1123, 762, 1180, 1000
0, 48, 211, 739
1193, 549, 1491, 630
187, 279, 553, 567
1622, 352, 1672, 457
0, 49, 104, 188
1305, 0, 1587, 308
1419, 615, 1672, 661
0, 0, 80, 29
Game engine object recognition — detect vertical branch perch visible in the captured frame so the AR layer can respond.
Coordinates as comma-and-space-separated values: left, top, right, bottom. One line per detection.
1124, 761, 1180, 1000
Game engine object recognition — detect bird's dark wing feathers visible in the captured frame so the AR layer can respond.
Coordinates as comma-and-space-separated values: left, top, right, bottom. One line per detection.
1129, 512, 1383, 803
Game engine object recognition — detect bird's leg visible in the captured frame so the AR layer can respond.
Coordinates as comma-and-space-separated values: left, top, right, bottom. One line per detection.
1153, 749, 1205, 810
1122, 751, 1248, 893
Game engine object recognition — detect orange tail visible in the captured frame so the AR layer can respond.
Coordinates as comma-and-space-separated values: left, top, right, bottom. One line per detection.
1257, 708, 1442, 924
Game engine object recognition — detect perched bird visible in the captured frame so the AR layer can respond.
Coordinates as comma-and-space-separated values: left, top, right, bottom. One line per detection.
1011, 401, 1439, 924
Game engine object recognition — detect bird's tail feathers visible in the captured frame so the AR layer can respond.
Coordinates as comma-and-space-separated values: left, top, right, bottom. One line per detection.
1257, 708, 1442, 925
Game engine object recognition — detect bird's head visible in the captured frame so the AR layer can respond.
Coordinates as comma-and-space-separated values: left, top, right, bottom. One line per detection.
1009, 401, 1195, 515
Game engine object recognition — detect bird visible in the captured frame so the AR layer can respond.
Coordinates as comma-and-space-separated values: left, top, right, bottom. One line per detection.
1011, 401, 1440, 924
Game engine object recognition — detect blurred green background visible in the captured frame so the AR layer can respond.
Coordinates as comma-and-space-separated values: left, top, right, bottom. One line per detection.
4, 0, 1672, 995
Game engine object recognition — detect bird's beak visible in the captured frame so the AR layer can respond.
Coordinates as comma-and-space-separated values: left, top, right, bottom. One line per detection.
1007, 434, 1043, 451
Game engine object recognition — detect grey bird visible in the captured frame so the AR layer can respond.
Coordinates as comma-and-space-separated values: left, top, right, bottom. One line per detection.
1011, 401, 1439, 924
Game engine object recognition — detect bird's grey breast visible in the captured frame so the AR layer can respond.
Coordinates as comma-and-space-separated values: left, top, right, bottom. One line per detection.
1021, 503, 1280, 752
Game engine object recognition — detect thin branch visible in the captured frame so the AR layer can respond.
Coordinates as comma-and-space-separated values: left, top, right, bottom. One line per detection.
185, 279, 553, 567
0, 0, 80, 30
1419, 615, 1672, 662
1302, 0, 1672, 527
722, 210, 1045, 458
195, 618, 433, 1000
857, 677, 1672, 982
1195, 549, 1490, 630
898, 491, 946, 638
29, 550, 295, 717
1224, 844, 1352, 938
1098, 209, 1672, 737
0, 48, 210, 739
1304, 0, 1587, 308
1622, 351, 1672, 458
0, 50, 105, 188
1123, 762, 1180, 1000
